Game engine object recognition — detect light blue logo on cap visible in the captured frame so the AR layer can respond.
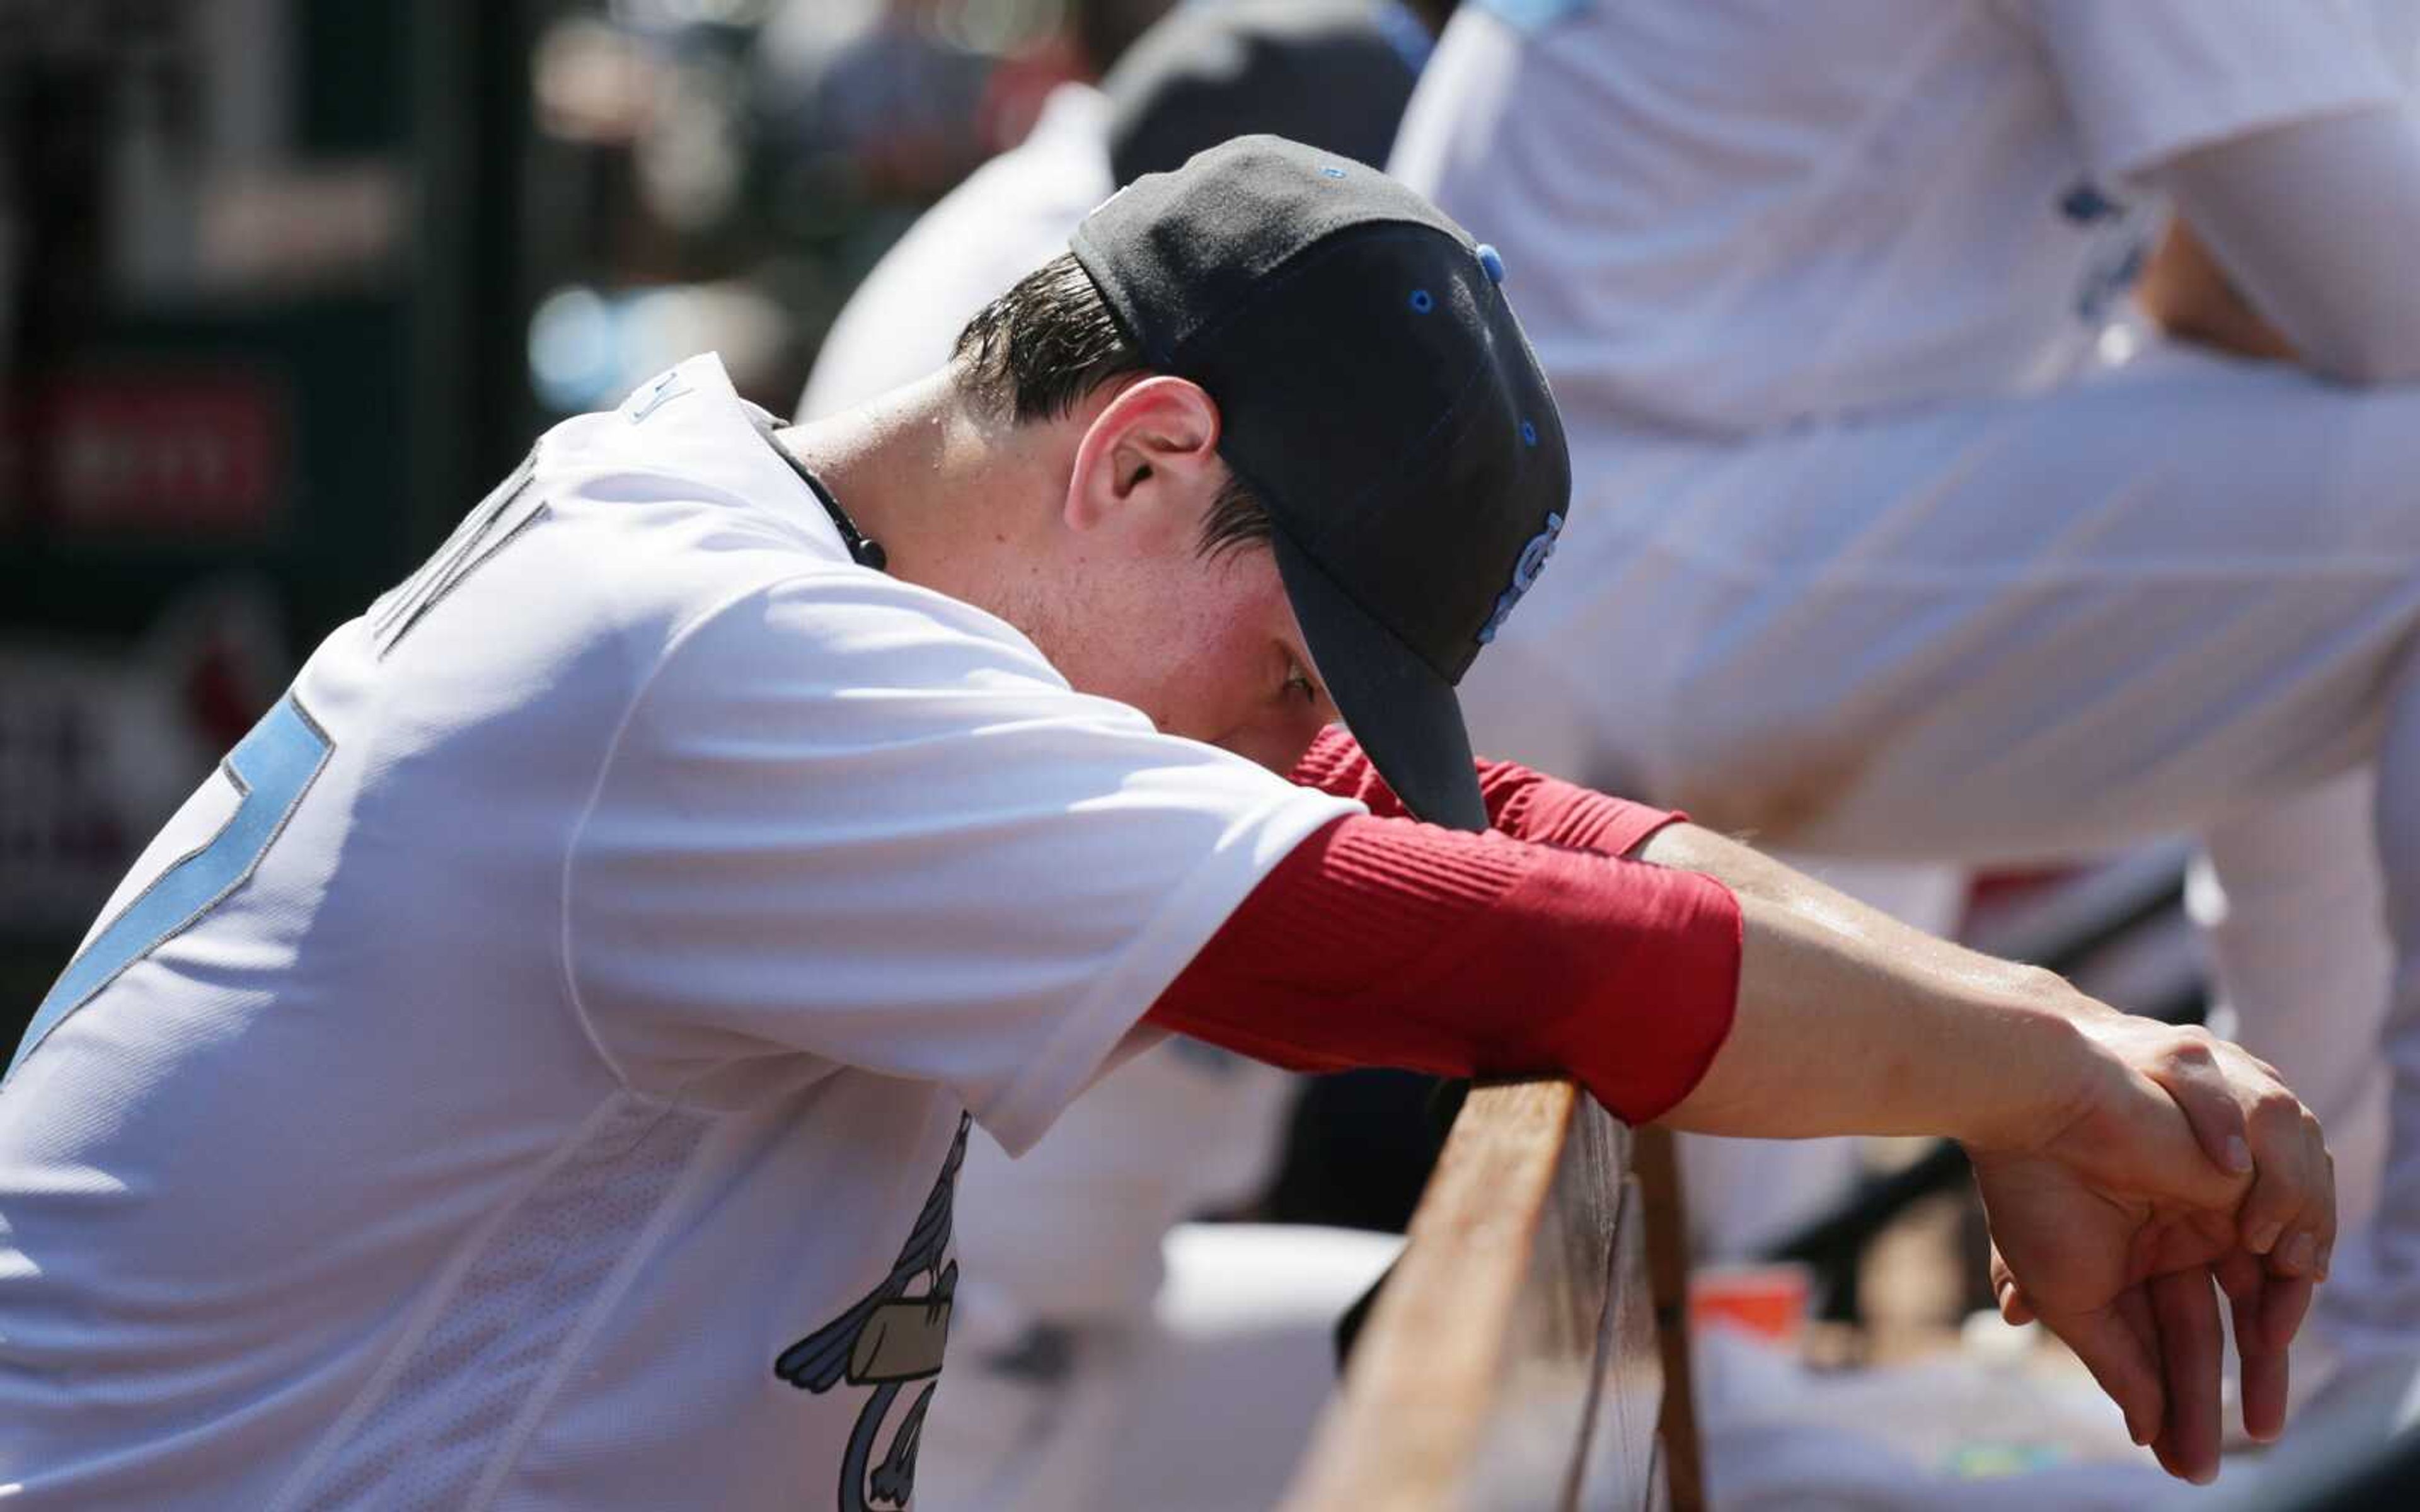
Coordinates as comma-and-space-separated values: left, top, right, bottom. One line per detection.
1477, 512, 1562, 644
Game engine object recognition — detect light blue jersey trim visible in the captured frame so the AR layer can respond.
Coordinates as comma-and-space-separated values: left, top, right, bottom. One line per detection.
1475, 0, 1594, 35
9, 694, 333, 1081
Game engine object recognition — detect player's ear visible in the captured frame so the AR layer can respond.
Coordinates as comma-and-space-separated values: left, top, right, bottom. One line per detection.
1064, 376, 1223, 540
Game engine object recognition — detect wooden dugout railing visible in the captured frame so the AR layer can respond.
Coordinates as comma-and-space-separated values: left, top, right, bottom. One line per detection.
1279, 1079, 1702, 1511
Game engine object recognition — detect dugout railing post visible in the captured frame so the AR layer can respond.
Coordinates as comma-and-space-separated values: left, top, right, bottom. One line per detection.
1280, 1078, 1700, 1511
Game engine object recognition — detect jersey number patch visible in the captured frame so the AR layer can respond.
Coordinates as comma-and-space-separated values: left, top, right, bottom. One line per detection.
1473, 0, 1596, 33
8, 450, 545, 1084
6, 695, 333, 1082
369, 450, 547, 658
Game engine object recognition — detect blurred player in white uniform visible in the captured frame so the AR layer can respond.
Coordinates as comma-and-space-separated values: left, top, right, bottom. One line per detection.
1393, 0, 2420, 1416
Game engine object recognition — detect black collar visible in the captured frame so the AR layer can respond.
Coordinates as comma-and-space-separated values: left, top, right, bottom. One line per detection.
752, 415, 888, 572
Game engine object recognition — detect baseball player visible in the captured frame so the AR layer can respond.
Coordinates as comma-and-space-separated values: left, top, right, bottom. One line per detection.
798, 6, 1441, 1506
1392, 0, 2420, 1417
0, 138, 2332, 1504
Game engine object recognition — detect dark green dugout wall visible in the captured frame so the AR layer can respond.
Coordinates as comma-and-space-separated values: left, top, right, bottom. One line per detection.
1, 3, 542, 1016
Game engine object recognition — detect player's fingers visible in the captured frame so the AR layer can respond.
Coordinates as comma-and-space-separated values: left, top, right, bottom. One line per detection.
2216, 1251, 2290, 1443
2294, 1140, 2338, 1283
2237, 1092, 2329, 1265
2144, 1031, 2254, 1184
2258, 1271, 2316, 1356
2054, 1291, 2167, 1452
2118, 1286, 2191, 1478
2319, 1140, 2338, 1280
2150, 1268, 2222, 1485
1988, 1245, 2038, 1325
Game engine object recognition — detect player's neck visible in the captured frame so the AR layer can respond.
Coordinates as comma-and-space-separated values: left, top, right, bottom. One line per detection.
774, 369, 1083, 617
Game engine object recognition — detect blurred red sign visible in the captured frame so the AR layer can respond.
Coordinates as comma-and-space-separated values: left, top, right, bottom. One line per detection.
3, 372, 286, 537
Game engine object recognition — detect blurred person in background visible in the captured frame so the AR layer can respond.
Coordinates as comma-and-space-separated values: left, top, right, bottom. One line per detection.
754, 0, 1175, 210
798, 0, 1442, 417
1393, 0, 2420, 1477
797, 6, 1458, 1506
522, 0, 1173, 423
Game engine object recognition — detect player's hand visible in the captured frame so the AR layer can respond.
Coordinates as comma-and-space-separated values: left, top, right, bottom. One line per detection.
1966, 1014, 2334, 1484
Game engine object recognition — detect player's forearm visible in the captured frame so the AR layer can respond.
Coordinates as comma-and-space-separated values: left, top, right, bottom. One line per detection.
1636, 822, 2102, 1149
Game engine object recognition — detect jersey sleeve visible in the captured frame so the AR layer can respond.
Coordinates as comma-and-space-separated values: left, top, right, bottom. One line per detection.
2018, 0, 2411, 182
561, 573, 1359, 1155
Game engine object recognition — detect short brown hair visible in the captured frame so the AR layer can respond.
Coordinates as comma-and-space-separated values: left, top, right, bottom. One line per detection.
954, 253, 1273, 560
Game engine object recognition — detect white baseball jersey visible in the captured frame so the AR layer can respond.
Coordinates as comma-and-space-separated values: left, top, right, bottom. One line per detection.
1392, 0, 2418, 433
0, 353, 1356, 1510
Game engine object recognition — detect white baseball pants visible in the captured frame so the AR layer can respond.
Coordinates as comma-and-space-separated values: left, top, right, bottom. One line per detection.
1458, 342, 2420, 1355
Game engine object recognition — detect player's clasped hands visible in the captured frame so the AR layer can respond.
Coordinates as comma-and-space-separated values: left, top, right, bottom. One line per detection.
1968, 1008, 2335, 1486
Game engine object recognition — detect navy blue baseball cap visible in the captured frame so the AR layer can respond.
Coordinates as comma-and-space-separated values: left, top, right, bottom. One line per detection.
1071, 134, 1569, 831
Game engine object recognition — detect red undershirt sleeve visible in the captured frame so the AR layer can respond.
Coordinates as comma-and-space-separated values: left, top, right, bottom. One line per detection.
1144, 811, 1743, 1126
1289, 724, 1684, 857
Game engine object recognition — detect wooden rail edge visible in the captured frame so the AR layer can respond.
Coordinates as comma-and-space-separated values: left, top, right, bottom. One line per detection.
1279, 1077, 1680, 1511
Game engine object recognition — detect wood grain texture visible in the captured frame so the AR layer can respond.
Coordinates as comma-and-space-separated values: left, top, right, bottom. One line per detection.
1279, 1078, 1668, 1511
1635, 1126, 1703, 1512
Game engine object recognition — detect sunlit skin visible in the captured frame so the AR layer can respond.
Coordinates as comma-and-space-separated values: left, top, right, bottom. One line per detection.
774, 367, 1337, 777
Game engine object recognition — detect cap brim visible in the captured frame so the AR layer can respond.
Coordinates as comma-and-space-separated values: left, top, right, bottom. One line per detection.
1272, 531, 1488, 832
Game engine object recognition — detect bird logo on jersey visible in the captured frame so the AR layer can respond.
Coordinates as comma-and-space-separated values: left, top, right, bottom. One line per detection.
775, 1112, 970, 1511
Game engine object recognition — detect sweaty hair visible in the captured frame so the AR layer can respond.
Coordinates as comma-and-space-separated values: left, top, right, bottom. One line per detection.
954, 253, 1274, 561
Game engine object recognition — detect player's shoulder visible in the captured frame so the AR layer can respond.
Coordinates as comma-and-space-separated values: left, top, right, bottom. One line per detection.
637, 555, 1073, 729
525, 355, 865, 611
538, 355, 835, 540
550, 364, 1061, 676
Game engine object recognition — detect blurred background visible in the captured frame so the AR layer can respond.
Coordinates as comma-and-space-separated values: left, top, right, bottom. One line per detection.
0, 0, 1177, 1006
